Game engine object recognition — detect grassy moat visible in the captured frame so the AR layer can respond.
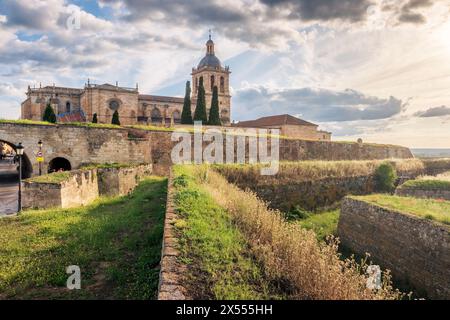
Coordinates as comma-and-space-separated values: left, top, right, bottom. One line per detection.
0, 177, 167, 300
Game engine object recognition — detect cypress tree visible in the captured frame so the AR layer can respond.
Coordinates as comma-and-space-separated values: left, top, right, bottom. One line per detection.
92, 113, 98, 123
111, 110, 121, 126
42, 103, 57, 123
193, 77, 208, 124
208, 86, 221, 126
181, 81, 193, 124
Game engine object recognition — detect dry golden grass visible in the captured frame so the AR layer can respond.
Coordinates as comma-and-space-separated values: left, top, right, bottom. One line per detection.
184, 165, 405, 300
215, 159, 425, 185
417, 171, 450, 181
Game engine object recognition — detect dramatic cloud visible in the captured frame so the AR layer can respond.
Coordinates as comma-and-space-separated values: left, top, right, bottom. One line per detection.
398, 0, 436, 24
234, 86, 405, 122
414, 105, 450, 117
259, 0, 373, 22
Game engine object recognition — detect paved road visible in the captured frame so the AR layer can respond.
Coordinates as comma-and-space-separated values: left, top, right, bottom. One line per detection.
0, 160, 19, 216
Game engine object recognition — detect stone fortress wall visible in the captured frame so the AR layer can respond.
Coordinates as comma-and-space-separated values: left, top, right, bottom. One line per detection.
338, 197, 450, 299
0, 122, 413, 178
22, 164, 152, 210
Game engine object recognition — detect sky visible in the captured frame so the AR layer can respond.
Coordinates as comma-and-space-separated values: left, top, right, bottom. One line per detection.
0, 0, 449, 148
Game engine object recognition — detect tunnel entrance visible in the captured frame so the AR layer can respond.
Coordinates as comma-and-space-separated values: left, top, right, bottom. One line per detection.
48, 157, 72, 173
0, 140, 33, 179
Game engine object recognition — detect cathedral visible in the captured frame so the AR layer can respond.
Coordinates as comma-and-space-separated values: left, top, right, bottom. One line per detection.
21, 36, 232, 126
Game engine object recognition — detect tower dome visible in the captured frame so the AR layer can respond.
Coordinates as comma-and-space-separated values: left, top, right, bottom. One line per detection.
197, 35, 222, 69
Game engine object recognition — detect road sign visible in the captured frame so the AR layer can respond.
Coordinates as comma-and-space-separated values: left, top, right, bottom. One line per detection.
36, 151, 44, 163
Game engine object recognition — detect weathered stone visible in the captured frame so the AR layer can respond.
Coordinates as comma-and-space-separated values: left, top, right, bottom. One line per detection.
338, 197, 450, 299
22, 164, 152, 210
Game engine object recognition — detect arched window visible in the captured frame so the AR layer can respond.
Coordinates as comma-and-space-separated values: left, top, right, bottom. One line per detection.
173, 110, 181, 124
151, 108, 162, 124
220, 76, 225, 93
66, 102, 71, 113
199, 76, 204, 87
211, 75, 215, 91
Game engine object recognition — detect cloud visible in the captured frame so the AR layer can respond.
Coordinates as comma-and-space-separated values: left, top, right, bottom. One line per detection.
398, 0, 436, 24
414, 105, 450, 117
259, 0, 373, 22
234, 86, 405, 122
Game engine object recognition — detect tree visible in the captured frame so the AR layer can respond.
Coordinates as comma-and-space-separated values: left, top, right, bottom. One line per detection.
42, 103, 57, 123
181, 81, 193, 124
111, 110, 121, 126
92, 113, 98, 123
208, 86, 221, 126
193, 77, 208, 124
374, 162, 397, 193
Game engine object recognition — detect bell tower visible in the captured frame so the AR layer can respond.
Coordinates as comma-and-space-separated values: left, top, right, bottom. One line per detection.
191, 33, 231, 125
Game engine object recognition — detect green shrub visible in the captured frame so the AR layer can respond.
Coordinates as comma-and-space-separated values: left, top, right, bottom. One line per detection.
111, 110, 121, 126
374, 162, 397, 192
181, 81, 193, 125
285, 206, 311, 221
42, 103, 57, 123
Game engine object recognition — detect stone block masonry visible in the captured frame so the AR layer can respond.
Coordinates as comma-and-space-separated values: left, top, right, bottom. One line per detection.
22, 164, 152, 210
158, 173, 188, 300
0, 122, 151, 177
97, 165, 152, 197
338, 197, 450, 299
1, 122, 413, 178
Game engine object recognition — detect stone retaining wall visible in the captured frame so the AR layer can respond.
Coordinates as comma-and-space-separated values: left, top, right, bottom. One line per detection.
97, 165, 152, 197
219, 170, 424, 212
158, 173, 188, 300
22, 164, 152, 210
23, 170, 99, 209
338, 197, 450, 299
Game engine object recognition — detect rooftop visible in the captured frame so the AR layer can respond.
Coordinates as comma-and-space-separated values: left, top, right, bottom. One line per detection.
235, 114, 318, 128
139, 95, 184, 104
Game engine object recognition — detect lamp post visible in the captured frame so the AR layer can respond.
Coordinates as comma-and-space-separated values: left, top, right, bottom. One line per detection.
16, 143, 24, 213
38, 140, 43, 176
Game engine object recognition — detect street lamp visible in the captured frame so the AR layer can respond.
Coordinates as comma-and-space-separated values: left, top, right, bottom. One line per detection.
16, 143, 24, 213
38, 140, 43, 176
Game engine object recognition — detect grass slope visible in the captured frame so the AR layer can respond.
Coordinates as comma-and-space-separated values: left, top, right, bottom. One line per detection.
400, 179, 450, 190
353, 194, 450, 225
173, 167, 281, 300
173, 165, 403, 300
297, 210, 340, 241
0, 177, 167, 299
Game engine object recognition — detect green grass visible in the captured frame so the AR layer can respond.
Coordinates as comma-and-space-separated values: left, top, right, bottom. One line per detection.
400, 179, 450, 190
173, 167, 282, 300
353, 194, 450, 226
26, 172, 72, 184
80, 163, 137, 170
64, 122, 122, 129
297, 210, 340, 241
0, 177, 167, 300
0, 119, 55, 126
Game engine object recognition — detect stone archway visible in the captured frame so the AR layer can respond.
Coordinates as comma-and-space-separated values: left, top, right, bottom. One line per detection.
48, 157, 72, 173
0, 140, 33, 179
